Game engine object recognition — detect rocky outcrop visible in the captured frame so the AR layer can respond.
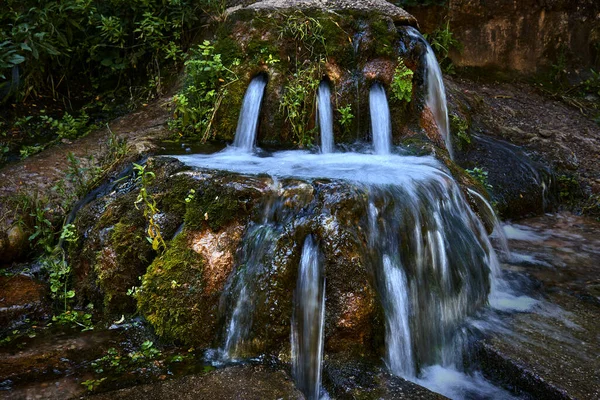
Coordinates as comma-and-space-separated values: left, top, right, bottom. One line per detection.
229, 0, 417, 24
407, 0, 600, 77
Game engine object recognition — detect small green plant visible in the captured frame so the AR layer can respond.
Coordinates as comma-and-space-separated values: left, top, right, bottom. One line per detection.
28, 197, 55, 254
20, 145, 44, 159
133, 163, 166, 252
390, 58, 414, 103
424, 20, 461, 74
81, 378, 106, 392
264, 54, 280, 66
450, 114, 471, 150
65, 152, 102, 198
40, 112, 93, 140
337, 104, 354, 136
557, 174, 580, 202
184, 188, 196, 203
52, 308, 94, 331
466, 167, 493, 192
582, 69, 600, 97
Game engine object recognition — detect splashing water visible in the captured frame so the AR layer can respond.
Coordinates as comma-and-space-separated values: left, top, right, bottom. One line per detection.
407, 27, 453, 159
178, 144, 517, 399
369, 82, 392, 155
292, 235, 326, 400
232, 75, 267, 151
317, 81, 334, 153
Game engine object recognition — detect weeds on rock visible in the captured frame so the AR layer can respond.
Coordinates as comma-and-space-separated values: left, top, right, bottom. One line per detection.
280, 62, 322, 147
450, 114, 471, 150
133, 163, 166, 252
466, 166, 492, 193
424, 20, 461, 74
390, 58, 414, 103
337, 104, 354, 136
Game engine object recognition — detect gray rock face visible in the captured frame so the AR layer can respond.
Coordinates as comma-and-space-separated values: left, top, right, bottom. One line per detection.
228, 0, 417, 24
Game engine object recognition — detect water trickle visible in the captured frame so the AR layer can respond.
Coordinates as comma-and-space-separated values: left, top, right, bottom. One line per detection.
232, 75, 267, 151
317, 81, 334, 153
292, 235, 325, 400
381, 254, 414, 377
407, 27, 453, 159
369, 82, 392, 155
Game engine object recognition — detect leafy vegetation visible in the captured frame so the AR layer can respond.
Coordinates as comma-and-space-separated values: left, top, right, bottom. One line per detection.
424, 20, 461, 74
337, 104, 355, 136
169, 41, 239, 140
0, 0, 224, 102
390, 58, 414, 103
450, 114, 470, 150
466, 166, 492, 192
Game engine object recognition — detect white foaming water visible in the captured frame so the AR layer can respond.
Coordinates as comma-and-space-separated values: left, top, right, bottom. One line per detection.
291, 235, 326, 400
369, 82, 392, 155
502, 224, 546, 242
406, 27, 453, 159
175, 149, 445, 186
417, 365, 518, 400
317, 81, 334, 153
232, 75, 267, 151
382, 255, 414, 377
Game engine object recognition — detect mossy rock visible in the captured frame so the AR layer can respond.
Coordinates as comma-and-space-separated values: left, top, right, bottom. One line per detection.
137, 232, 216, 347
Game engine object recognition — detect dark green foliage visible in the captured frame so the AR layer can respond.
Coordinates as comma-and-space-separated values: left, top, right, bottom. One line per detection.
0, 0, 223, 102
169, 41, 240, 140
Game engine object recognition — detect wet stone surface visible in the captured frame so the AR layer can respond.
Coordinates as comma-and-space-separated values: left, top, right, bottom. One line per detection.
88, 364, 303, 400
477, 213, 600, 400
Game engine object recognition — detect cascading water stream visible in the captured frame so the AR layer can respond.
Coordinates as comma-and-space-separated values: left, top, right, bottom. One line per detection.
406, 27, 453, 159
232, 75, 268, 151
369, 82, 392, 155
317, 81, 334, 153
179, 144, 514, 399
291, 235, 325, 400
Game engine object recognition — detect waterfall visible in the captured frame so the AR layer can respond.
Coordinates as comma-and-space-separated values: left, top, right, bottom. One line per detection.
177, 149, 502, 398
232, 75, 267, 151
365, 182, 493, 375
407, 27, 453, 159
317, 81, 334, 153
291, 235, 325, 400
369, 82, 392, 155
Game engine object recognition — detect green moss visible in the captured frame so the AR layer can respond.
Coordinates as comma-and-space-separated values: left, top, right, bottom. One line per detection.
184, 184, 245, 231
368, 18, 397, 58
215, 77, 246, 141
94, 220, 154, 313
137, 233, 213, 345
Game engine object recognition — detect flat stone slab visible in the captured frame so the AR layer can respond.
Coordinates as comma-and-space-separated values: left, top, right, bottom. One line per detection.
478, 213, 600, 399
0, 275, 49, 331
227, 0, 417, 24
88, 364, 303, 400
